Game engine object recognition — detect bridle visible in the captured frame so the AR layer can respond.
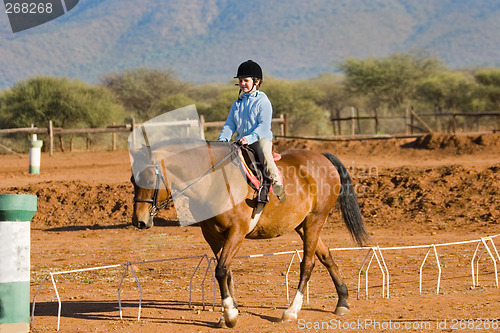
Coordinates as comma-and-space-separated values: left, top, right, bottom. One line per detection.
133, 143, 241, 219
133, 161, 171, 217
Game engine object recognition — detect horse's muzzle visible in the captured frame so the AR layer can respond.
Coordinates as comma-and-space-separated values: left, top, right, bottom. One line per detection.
132, 214, 154, 229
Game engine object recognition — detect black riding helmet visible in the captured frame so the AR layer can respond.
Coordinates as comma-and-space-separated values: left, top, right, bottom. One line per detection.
235, 60, 263, 80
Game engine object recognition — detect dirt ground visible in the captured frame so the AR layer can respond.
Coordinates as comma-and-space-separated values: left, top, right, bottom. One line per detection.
2, 133, 500, 332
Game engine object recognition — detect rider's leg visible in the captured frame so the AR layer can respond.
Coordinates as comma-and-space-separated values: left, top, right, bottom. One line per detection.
250, 138, 285, 199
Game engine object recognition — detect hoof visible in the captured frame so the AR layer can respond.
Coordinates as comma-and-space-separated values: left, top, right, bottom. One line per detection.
218, 316, 228, 328
223, 308, 239, 328
281, 310, 298, 322
334, 306, 350, 316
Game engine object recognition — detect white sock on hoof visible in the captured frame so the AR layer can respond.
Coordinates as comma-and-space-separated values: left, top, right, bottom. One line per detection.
222, 297, 238, 324
282, 291, 303, 321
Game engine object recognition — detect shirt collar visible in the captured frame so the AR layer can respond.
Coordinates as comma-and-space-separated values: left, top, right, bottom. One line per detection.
240, 91, 259, 100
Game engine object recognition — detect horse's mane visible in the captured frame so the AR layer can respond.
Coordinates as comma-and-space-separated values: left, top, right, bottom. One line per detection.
131, 139, 235, 169
145, 138, 231, 152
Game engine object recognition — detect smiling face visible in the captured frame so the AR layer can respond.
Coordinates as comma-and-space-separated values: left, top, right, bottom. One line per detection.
238, 77, 260, 94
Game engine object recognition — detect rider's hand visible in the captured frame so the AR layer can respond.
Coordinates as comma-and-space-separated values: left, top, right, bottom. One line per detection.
238, 137, 248, 146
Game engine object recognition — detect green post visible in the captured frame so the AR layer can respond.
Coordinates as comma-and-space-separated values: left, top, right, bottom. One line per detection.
0, 194, 37, 333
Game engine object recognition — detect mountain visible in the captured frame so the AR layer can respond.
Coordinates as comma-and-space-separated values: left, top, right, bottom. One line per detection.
1, 0, 500, 90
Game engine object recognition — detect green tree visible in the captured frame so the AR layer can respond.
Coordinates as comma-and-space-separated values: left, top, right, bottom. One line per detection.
309, 74, 355, 135
101, 68, 188, 121
338, 52, 443, 109
416, 71, 475, 112
153, 94, 196, 116
474, 68, 500, 111
203, 87, 237, 122
0, 76, 125, 129
263, 79, 329, 136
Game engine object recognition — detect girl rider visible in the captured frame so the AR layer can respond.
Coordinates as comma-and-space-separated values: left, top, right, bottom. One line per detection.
218, 60, 285, 202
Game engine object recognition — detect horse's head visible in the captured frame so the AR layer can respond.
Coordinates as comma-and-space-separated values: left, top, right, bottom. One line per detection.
130, 155, 171, 230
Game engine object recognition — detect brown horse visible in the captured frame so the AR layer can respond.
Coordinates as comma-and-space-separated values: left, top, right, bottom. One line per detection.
130, 140, 369, 328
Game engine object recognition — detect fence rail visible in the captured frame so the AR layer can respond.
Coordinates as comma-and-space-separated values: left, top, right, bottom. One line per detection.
331, 107, 500, 136
3, 108, 500, 155
0, 114, 289, 155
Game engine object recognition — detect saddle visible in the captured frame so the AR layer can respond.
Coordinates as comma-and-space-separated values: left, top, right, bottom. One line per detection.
237, 144, 282, 203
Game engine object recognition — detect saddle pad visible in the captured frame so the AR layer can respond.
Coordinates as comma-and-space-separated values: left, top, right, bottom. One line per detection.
238, 149, 283, 193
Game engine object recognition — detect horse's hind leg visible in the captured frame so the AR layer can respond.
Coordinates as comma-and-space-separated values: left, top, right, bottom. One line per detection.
313, 236, 350, 315
292, 229, 350, 316
282, 217, 323, 322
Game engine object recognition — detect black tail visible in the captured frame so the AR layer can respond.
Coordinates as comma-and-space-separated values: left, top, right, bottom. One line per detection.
322, 152, 369, 246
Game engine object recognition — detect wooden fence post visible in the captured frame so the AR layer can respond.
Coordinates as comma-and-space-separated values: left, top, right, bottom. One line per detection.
331, 111, 337, 136
48, 120, 54, 156
497, 104, 500, 131
435, 106, 441, 132
355, 108, 361, 134
279, 114, 285, 136
452, 106, 457, 133
112, 122, 116, 151
351, 107, 355, 137
199, 115, 205, 140
131, 118, 136, 147
373, 109, 379, 134
336, 109, 342, 135
405, 107, 410, 135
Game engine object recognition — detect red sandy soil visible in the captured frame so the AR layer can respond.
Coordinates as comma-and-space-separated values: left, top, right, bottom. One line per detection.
1, 133, 500, 332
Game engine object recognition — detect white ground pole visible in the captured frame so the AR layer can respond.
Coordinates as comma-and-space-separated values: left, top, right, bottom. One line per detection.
234, 249, 313, 305
31, 264, 123, 331
471, 236, 500, 288
188, 255, 216, 311
285, 250, 310, 304
116, 255, 214, 321
235, 247, 378, 304
31, 234, 499, 331
357, 246, 390, 299
357, 235, 500, 298
419, 245, 441, 294
31, 255, 213, 331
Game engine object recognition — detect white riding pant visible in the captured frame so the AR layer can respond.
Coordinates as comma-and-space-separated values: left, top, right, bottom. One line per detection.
249, 138, 280, 184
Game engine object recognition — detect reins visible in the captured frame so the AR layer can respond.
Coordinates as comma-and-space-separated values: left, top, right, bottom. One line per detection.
134, 142, 240, 218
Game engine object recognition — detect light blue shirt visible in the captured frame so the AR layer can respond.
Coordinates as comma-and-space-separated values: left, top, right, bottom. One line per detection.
218, 91, 273, 145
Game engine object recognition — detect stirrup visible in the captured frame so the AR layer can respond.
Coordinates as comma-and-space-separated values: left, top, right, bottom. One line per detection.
257, 186, 269, 203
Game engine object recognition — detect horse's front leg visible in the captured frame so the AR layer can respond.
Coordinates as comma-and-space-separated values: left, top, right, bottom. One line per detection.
215, 229, 245, 328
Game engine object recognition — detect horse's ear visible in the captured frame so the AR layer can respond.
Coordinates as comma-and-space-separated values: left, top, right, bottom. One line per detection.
129, 147, 139, 160
129, 145, 150, 164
